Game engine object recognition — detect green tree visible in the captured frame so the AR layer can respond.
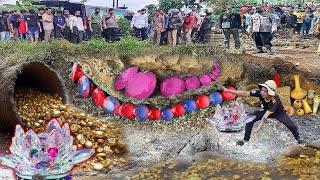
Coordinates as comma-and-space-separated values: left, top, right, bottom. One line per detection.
16, 0, 34, 6
145, 4, 158, 22
158, 0, 184, 11
146, 4, 157, 15
118, 17, 132, 36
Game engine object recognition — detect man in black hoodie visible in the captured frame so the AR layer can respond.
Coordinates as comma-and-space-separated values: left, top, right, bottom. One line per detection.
218, 6, 242, 49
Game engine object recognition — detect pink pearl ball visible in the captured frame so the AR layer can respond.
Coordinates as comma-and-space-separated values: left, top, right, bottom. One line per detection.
48, 147, 59, 158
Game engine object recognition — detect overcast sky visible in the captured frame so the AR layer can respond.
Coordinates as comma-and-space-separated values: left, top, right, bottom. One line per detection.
0, 0, 158, 12
87, 0, 158, 12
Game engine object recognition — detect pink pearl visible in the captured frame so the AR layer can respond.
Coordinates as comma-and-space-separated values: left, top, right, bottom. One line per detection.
48, 147, 59, 158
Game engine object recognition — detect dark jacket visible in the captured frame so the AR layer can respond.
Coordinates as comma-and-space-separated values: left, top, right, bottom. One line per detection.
218, 12, 241, 29
0, 15, 9, 31
163, 14, 169, 29
168, 15, 182, 30
281, 14, 297, 28
200, 15, 212, 30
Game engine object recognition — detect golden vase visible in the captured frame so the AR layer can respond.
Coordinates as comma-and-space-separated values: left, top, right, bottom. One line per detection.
290, 75, 307, 100
313, 95, 320, 114
307, 89, 316, 105
296, 109, 305, 116
302, 98, 312, 114
293, 100, 303, 109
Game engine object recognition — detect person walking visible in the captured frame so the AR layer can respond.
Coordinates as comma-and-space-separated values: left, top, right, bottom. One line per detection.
88, 8, 103, 39
247, 7, 277, 55
8, 10, 20, 39
54, 10, 66, 39
102, 8, 118, 43
150, 10, 164, 45
38, 7, 45, 41
220, 80, 305, 146
167, 10, 182, 46
218, 6, 242, 50
302, 7, 314, 35
160, 10, 169, 45
243, 8, 253, 33
64, 10, 73, 42
26, 9, 41, 43
293, 9, 303, 35
198, 10, 213, 43
182, 10, 196, 45
280, 10, 297, 37
312, 7, 320, 30
131, 8, 148, 40
18, 10, 28, 41
42, 8, 54, 42
0, 11, 10, 41
70, 11, 85, 43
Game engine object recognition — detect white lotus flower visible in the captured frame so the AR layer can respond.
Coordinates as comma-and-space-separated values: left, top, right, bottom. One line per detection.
0, 119, 95, 179
209, 101, 247, 132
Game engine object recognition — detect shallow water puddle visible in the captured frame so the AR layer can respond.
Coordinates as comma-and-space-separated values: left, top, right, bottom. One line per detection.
129, 150, 320, 179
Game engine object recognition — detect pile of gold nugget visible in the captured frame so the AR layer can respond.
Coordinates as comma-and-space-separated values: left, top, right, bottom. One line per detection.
130, 158, 270, 180
276, 150, 320, 179
14, 88, 127, 170
130, 150, 320, 179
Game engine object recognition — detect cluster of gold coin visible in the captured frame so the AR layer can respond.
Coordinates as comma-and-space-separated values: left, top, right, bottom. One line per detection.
276, 150, 320, 179
14, 88, 127, 170
130, 157, 270, 180
130, 150, 320, 179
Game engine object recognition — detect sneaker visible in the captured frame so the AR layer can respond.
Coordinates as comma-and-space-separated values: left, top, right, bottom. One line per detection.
253, 49, 263, 54
266, 49, 273, 55
298, 140, 306, 146
236, 140, 245, 146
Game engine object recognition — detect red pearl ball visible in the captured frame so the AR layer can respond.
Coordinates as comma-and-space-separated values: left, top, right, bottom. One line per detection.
222, 86, 237, 101
195, 95, 210, 108
172, 103, 185, 117
149, 108, 161, 120
92, 88, 106, 106
119, 103, 136, 120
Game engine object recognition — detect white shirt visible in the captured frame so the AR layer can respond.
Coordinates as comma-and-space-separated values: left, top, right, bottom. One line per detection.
70, 16, 84, 31
65, 15, 73, 27
131, 13, 148, 29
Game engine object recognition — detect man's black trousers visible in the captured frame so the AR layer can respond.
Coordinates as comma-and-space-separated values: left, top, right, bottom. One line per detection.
252, 32, 273, 50
244, 110, 300, 142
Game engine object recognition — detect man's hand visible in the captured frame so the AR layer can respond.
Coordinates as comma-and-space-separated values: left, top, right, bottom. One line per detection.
271, 28, 277, 34
217, 84, 227, 91
252, 117, 267, 140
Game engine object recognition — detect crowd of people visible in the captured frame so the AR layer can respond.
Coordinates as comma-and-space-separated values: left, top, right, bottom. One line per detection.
217, 3, 320, 55
0, 6, 213, 45
131, 8, 213, 46
0, 7, 119, 43
0, 3, 319, 55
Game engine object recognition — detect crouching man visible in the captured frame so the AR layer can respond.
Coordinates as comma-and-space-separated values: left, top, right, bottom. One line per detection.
220, 80, 305, 146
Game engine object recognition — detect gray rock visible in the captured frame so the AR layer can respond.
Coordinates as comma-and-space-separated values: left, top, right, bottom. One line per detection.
307, 139, 320, 150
